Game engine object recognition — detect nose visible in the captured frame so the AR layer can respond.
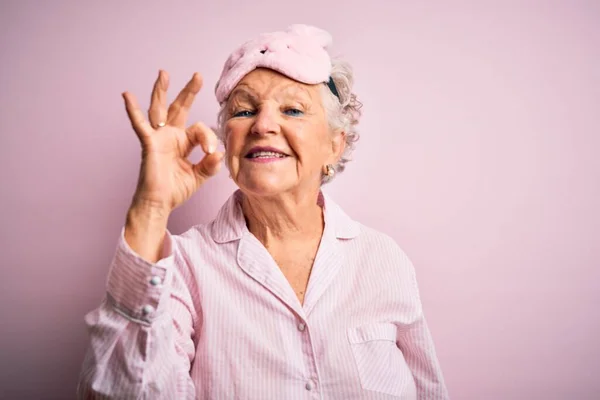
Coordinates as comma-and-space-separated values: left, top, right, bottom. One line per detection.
251, 105, 280, 136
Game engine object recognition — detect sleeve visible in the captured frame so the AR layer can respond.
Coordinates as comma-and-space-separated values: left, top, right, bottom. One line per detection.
76, 228, 199, 399
395, 246, 450, 400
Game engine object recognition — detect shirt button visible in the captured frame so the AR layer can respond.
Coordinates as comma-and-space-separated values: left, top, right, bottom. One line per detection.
297, 322, 306, 331
305, 381, 313, 391
142, 305, 154, 315
149, 276, 162, 286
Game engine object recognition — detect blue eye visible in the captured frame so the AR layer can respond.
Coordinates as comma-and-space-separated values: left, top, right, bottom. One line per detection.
233, 110, 255, 118
284, 108, 304, 117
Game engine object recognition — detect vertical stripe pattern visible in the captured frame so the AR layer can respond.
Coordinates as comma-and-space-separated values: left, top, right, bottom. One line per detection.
77, 190, 449, 399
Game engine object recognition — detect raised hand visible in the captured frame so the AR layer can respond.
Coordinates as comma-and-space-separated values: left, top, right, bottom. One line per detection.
123, 70, 223, 213
122, 71, 224, 261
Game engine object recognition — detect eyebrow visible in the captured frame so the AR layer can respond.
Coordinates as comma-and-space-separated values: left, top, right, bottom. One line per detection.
229, 82, 314, 104
228, 87, 258, 103
277, 83, 313, 101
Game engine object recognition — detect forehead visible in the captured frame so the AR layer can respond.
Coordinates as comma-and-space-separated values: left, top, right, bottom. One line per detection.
230, 68, 320, 101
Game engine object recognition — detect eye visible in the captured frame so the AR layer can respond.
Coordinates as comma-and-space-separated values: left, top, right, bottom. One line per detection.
283, 108, 304, 117
233, 110, 255, 118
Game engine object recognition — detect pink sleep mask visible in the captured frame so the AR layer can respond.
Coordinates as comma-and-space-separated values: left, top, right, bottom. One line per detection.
214, 24, 338, 104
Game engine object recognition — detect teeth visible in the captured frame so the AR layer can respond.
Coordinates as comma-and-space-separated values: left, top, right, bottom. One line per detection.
249, 151, 286, 158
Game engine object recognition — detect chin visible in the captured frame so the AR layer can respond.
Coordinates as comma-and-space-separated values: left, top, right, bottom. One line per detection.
237, 174, 294, 197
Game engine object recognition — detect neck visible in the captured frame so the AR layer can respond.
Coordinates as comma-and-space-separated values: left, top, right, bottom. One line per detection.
241, 190, 324, 247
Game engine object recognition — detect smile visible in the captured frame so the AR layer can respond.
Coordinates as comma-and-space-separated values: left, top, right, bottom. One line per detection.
246, 151, 288, 159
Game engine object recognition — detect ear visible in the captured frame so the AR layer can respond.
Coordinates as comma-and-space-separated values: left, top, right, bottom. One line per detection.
330, 130, 346, 163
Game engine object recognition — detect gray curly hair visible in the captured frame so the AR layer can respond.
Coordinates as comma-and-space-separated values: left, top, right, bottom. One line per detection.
215, 57, 362, 184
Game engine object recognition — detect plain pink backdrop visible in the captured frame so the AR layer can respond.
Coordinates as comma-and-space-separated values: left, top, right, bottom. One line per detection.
1, 1, 599, 399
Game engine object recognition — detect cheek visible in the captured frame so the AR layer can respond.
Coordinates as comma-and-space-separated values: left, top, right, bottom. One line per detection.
288, 123, 331, 162
224, 122, 247, 154
223, 124, 246, 172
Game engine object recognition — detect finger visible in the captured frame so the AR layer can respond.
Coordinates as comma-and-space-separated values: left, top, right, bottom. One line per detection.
185, 121, 219, 156
123, 92, 153, 140
193, 151, 224, 182
148, 70, 169, 129
167, 72, 203, 127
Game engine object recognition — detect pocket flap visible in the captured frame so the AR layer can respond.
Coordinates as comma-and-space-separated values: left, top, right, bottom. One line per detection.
347, 322, 397, 344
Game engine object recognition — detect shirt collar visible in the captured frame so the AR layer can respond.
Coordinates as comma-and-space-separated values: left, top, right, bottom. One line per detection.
210, 189, 360, 243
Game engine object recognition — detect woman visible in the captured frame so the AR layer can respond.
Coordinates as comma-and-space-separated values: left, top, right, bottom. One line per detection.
77, 24, 449, 399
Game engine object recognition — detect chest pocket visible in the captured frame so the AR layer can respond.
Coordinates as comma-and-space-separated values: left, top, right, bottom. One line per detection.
347, 323, 414, 398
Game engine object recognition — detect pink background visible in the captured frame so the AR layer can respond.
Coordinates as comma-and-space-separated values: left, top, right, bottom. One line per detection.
1, 1, 599, 399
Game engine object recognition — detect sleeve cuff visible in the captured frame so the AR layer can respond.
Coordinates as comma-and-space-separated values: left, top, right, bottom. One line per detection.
106, 227, 175, 324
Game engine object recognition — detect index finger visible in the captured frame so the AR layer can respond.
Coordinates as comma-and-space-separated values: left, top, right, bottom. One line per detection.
184, 121, 219, 157
167, 72, 203, 128
123, 92, 153, 140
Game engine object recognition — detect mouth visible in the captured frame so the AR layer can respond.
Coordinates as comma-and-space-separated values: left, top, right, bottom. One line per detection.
244, 146, 290, 160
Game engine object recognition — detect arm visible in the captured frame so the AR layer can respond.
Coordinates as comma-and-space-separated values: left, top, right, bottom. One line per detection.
76, 226, 199, 399
77, 68, 220, 399
397, 315, 449, 399
395, 248, 449, 399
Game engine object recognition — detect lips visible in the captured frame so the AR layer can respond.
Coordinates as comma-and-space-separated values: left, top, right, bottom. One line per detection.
247, 151, 287, 159
244, 146, 290, 158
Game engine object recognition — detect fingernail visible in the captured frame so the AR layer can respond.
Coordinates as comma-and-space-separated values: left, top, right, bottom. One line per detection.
207, 144, 214, 154
157, 122, 165, 127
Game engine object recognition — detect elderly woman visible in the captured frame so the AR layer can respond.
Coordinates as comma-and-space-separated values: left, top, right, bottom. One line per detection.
77, 25, 449, 399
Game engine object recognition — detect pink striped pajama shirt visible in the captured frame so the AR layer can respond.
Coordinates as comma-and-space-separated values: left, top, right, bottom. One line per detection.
77, 190, 449, 399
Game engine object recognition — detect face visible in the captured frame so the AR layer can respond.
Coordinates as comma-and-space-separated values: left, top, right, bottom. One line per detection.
223, 68, 345, 197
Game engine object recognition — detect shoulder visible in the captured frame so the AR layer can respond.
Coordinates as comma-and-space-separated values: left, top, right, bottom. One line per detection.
355, 223, 414, 266
346, 222, 422, 299
160, 219, 218, 265
169, 190, 244, 248
326, 194, 414, 268
169, 223, 214, 249
342, 218, 419, 285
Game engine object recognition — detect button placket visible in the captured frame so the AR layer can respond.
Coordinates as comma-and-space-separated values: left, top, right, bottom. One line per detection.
295, 318, 320, 395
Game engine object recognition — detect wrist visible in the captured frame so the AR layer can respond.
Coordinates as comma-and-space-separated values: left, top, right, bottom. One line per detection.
127, 203, 169, 224
129, 195, 171, 218
124, 205, 170, 263
125, 204, 169, 238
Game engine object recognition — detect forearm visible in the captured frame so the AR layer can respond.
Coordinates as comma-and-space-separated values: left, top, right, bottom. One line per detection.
77, 230, 196, 399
